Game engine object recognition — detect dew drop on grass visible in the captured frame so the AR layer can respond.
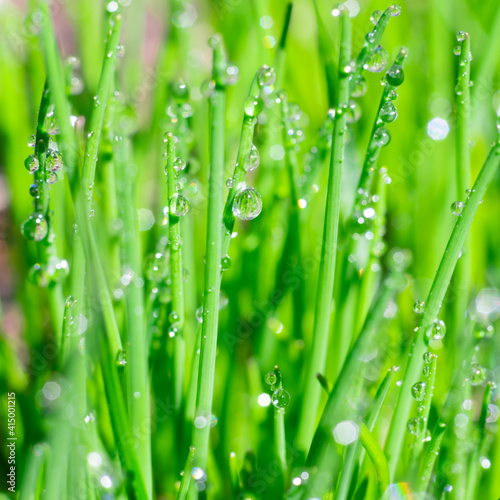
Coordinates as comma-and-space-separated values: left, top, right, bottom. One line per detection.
426, 319, 446, 341
469, 363, 487, 386
144, 252, 167, 281
407, 416, 424, 435
21, 212, 48, 241
456, 31, 467, 42
116, 349, 127, 367
350, 75, 367, 97
411, 381, 427, 401
370, 10, 382, 24
365, 31, 376, 44
174, 157, 187, 172
373, 126, 391, 146
27, 134, 36, 148
258, 65, 276, 87
346, 100, 361, 123
453, 45, 461, 56
272, 387, 290, 408
450, 201, 464, 216
364, 45, 389, 73
264, 371, 277, 386
200, 79, 216, 97
196, 306, 203, 323
46, 149, 63, 172
46, 172, 57, 185
169, 193, 190, 216
220, 255, 231, 271
171, 78, 190, 103
391, 5, 402, 17
380, 101, 398, 123
244, 97, 263, 117
65, 295, 77, 309
29, 183, 39, 198
116, 43, 125, 58
413, 300, 425, 314
226, 177, 234, 188
25, 155, 39, 173
246, 145, 260, 172
169, 311, 179, 323
221, 63, 239, 86
232, 185, 263, 221
386, 64, 405, 86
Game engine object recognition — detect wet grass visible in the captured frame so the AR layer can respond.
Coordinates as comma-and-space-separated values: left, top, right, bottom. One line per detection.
1, 1, 500, 500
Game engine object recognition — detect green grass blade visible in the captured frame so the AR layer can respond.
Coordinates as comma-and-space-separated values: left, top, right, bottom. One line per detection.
296, 7, 351, 456
384, 140, 500, 476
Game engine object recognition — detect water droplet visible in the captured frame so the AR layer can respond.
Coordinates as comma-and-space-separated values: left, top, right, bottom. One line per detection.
116, 349, 127, 367
133, 391, 141, 399
221, 63, 239, 86
174, 157, 187, 172
450, 201, 464, 216
390, 5, 401, 17
169, 193, 190, 216
25, 155, 39, 174
413, 300, 425, 314
246, 145, 260, 172
469, 363, 487, 386
21, 212, 48, 241
232, 185, 263, 221
29, 183, 40, 198
46, 149, 63, 172
196, 306, 203, 323
65, 295, 77, 309
370, 10, 382, 24
171, 78, 190, 103
351, 75, 367, 97
423, 352, 434, 364
426, 319, 446, 341
264, 371, 277, 386
272, 388, 290, 408
453, 45, 461, 56
221, 255, 231, 271
27, 134, 36, 148
411, 381, 427, 401
456, 31, 467, 42
386, 64, 405, 86
200, 79, 216, 97
373, 126, 391, 146
258, 65, 276, 87
346, 100, 361, 123
364, 45, 389, 73
407, 416, 424, 435
365, 30, 376, 44
144, 252, 167, 281
380, 101, 398, 123
226, 177, 234, 188
244, 96, 263, 117
46, 172, 57, 185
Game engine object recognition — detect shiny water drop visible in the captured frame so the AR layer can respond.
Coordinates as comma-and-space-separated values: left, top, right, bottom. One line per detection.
469, 363, 487, 386
21, 212, 48, 241
169, 311, 179, 324
272, 388, 291, 408
456, 31, 467, 42
29, 183, 40, 198
351, 75, 367, 97
144, 252, 167, 281
200, 79, 216, 97
46, 172, 57, 185
386, 65, 405, 86
411, 381, 427, 401
25, 155, 40, 174
174, 157, 187, 172
426, 319, 446, 341
380, 101, 398, 123
258, 65, 276, 87
391, 5, 401, 16
226, 177, 234, 188
450, 201, 464, 216
221, 255, 231, 271
453, 46, 461, 56
232, 185, 263, 221
169, 193, 190, 216
413, 300, 425, 314
246, 145, 260, 172
364, 45, 389, 73
373, 126, 391, 146
244, 97, 263, 117
423, 352, 434, 364
370, 10, 382, 24
221, 63, 239, 86
171, 78, 189, 103
46, 149, 63, 172
346, 100, 361, 123
407, 416, 424, 435
116, 349, 127, 367
65, 295, 77, 308
27, 134, 36, 148
196, 306, 203, 323
264, 371, 277, 386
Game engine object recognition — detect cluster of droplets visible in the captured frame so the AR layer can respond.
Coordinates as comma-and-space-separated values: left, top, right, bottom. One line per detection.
264, 366, 291, 410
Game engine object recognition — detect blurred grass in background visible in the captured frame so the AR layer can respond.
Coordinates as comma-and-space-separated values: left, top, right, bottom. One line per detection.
0, 0, 500, 499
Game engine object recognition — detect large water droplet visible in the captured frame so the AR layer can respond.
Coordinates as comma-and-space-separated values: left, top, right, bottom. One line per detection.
25, 155, 39, 174
21, 212, 48, 241
407, 416, 424, 435
174, 157, 187, 172
264, 371, 277, 386
27, 134, 36, 148
456, 31, 467, 42
373, 126, 391, 146
364, 45, 389, 73
272, 388, 290, 408
221, 255, 231, 271
413, 300, 425, 314
469, 363, 487, 386
258, 65, 276, 87
426, 319, 446, 341
244, 97, 263, 117
391, 5, 401, 17
116, 349, 127, 367
450, 201, 464, 216
169, 193, 190, 216
386, 65, 405, 86
411, 381, 427, 401
232, 185, 262, 221
380, 101, 398, 123
370, 10, 382, 24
